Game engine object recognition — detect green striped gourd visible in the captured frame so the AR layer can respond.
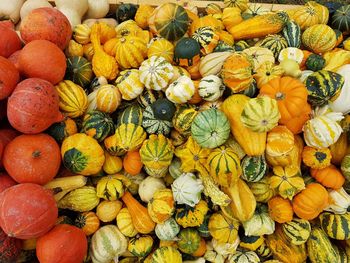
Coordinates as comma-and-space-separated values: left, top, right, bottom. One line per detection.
198, 214, 210, 237
304, 70, 344, 106
227, 250, 260, 263
259, 34, 288, 59
155, 218, 180, 241
115, 69, 144, 101
58, 186, 100, 212
117, 104, 143, 127
319, 212, 350, 240
207, 145, 242, 187
234, 40, 250, 51
248, 177, 275, 203
281, 218, 311, 245
199, 51, 232, 77
137, 89, 163, 108
198, 75, 225, 102
331, 5, 350, 32
177, 228, 201, 254
81, 111, 115, 142
191, 109, 231, 149
142, 105, 173, 135
172, 104, 198, 136
256, 242, 272, 258
113, 123, 147, 151
307, 227, 341, 263
47, 117, 77, 143
214, 40, 235, 52
282, 21, 301, 48
239, 229, 265, 251
240, 96, 280, 133
302, 24, 336, 54
90, 225, 128, 263
116, 208, 138, 237
241, 155, 267, 182
192, 26, 219, 55
65, 56, 93, 88
128, 236, 153, 258
151, 246, 182, 263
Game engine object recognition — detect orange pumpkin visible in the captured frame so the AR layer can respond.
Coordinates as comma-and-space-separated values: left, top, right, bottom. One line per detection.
268, 196, 293, 223
186, 61, 202, 80
123, 150, 143, 176
188, 80, 202, 104
190, 15, 223, 35
0, 56, 19, 100
283, 103, 311, 134
310, 165, 345, 190
292, 183, 329, 220
259, 77, 308, 125
192, 238, 207, 257
266, 126, 295, 157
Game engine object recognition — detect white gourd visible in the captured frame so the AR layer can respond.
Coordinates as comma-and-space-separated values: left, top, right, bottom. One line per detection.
198, 75, 225, 102
171, 173, 204, 207
199, 52, 232, 77
204, 241, 226, 263
165, 76, 195, 104
85, 0, 109, 19
155, 218, 180, 241
0, 0, 25, 23
138, 176, 166, 202
20, 0, 52, 20
242, 204, 275, 236
329, 64, 350, 114
324, 188, 350, 214
212, 238, 240, 257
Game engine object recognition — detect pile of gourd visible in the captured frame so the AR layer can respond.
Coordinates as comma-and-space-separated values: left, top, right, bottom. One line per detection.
4, 0, 350, 262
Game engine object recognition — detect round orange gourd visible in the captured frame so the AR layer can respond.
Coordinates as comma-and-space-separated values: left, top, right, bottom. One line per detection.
266, 126, 295, 157
292, 183, 329, 220
123, 150, 143, 176
75, 211, 100, 236
310, 165, 345, 190
192, 238, 207, 257
259, 77, 308, 124
268, 196, 293, 223
0, 172, 16, 194
148, 188, 175, 224
283, 103, 311, 134
0, 56, 19, 100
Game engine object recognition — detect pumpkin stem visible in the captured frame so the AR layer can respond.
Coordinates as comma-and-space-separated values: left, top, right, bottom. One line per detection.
315, 151, 327, 161
275, 92, 285, 100
113, 257, 119, 263
32, 150, 41, 158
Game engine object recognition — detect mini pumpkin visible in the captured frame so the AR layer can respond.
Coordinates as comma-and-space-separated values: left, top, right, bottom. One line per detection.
165, 76, 195, 104
174, 37, 201, 67
310, 165, 345, 190
115, 69, 144, 100
253, 61, 284, 88
268, 196, 293, 223
148, 189, 175, 224
114, 36, 147, 69
209, 213, 240, 244
192, 26, 220, 55
302, 146, 332, 169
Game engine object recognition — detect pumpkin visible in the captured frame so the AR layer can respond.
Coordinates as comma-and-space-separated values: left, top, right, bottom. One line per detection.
75, 211, 100, 236
171, 173, 203, 207
191, 109, 230, 149
73, 24, 90, 44
319, 212, 350, 240
269, 165, 305, 200
190, 15, 223, 34
207, 146, 241, 187
253, 61, 284, 88
0, 56, 19, 100
332, 5, 350, 32
139, 56, 174, 91
192, 26, 219, 55
151, 246, 182, 263
259, 76, 308, 125
128, 235, 153, 258
221, 53, 254, 93
81, 111, 114, 142
259, 34, 288, 59
90, 225, 128, 263
148, 38, 174, 63
114, 36, 147, 69
302, 24, 336, 54
241, 155, 267, 182
3, 134, 60, 185
0, 227, 21, 263
122, 191, 155, 234
0, 183, 58, 239
242, 203, 275, 236
240, 96, 280, 133
19, 40, 66, 85
95, 84, 122, 113
123, 150, 142, 176
155, 218, 180, 241
7, 78, 63, 134
166, 76, 195, 104
292, 183, 329, 220
0, 173, 16, 194
307, 227, 340, 263
268, 196, 293, 223
281, 218, 311, 245
20, 7, 71, 50
199, 51, 232, 77
302, 146, 331, 169
148, 189, 175, 224
303, 106, 343, 148
310, 165, 345, 190
222, 95, 266, 156
142, 105, 173, 135
198, 75, 225, 102
36, 224, 87, 263
110, 123, 146, 152
115, 69, 144, 101
172, 104, 198, 136
175, 200, 208, 229
177, 228, 201, 254
222, 7, 243, 31
116, 208, 138, 237
96, 175, 124, 201
65, 56, 93, 88
208, 213, 240, 247
0, 25, 21, 58
282, 21, 301, 48
248, 177, 275, 203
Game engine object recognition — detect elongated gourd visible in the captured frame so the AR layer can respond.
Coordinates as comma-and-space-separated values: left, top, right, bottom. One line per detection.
229, 12, 289, 40
222, 94, 266, 156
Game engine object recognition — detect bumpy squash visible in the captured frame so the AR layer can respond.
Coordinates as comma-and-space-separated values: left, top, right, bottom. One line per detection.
175, 199, 208, 228
302, 24, 336, 54
128, 235, 153, 258
151, 246, 182, 263
155, 218, 180, 241
222, 95, 267, 156
241, 155, 267, 182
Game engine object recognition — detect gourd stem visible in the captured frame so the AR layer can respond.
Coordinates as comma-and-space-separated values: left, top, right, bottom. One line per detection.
32, 150, 41, 158
113, 257, 119, 263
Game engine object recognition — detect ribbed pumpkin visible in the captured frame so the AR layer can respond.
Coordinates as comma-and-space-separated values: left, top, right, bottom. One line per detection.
94, 84, 122, 113
115, 69, 144, 100
332, 5, 350, 32
177, 228, 201, 254
248, 177, 275, 203
137, 89, 164, 109
96, 175, 124, 201
253, 62, 284, 88
281, 218, 311, 245
128, 235, 153, 258
209, 213, 240, 244
302, 146, 331, 169
310, 165, 345, 190
114, 36, 147, 69
221, 53, 254, 93
292, 183, 329, 220
268, 196, 293, 223
148, 189, 175, 224
192, 26, 219, 55
139, 56, 174, 91
65, 56, 93, 88
269, 165, 305, 200
116, 208, 138, 237
140, 134, 174, 177
259, 34, 288, 59
56, 80, 88, 118
198, 75, 225, 102
117, 104, 143, 127
240, 96, 280, 133
207, 145, 242, 187
75, 211, 100, 236
191, 109, 231, 149
148, 38, 174, 63
142, 105, 173, 135
111, 123, 146, 152
165, 76, 195, 104
61, 133, 105, 175
151, 246, 182, 263
319, 212, 350, 240
302, 24, 336, 54
241, 155, 267, 182
81, 111, 114, 142
243, 47, 275, 71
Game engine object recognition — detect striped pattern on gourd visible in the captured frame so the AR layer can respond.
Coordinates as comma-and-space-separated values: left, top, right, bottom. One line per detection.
96, 85, 122, 113
172, 104, 198, 136
137, 89, 163, 108
165, 76, 195, 104
192, 26, 219, 55
319, 212, 350, 240
199, 51, 232, 77
259, 34, 288, 59
282, 21, 301, 48
151, 246, 182, 263
114, 123, 146, 151
281, 218, 311, 245
227, 250, 260, 263
331, 5, 350, 32
142, 105, 172, 135
241, 155, 267, 182
155, 218, 180, 240
302, 24, 336, 54
139, 56, 174, 90
114, 36, 147, 69
81, 111, 115, 142
117, 104, 143, 126
198, 75, 225, 102
115, 69, 144, 100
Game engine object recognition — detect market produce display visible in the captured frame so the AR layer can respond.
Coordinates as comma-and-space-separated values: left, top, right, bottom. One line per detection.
2, 0, 350, 262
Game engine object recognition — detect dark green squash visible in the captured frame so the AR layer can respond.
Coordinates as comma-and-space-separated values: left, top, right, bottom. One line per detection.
332, 5, 350, 32
137, 89, 164, 108
259, 34, 288, 59
192, 26, 219, 55
319, 212, 350, 240
238, 80, 258, 98
88, 76, 108, 93
282, 20, 301, 48
213, 40, 235, 52
306, 54, 326, 71
65, 56, 93, 88
81, 111, 115, 142
234, 40, 250, 51
239, 227, 265, 251
325, 2, 345, 17
151, 98, 176, 122
174, 37, 201, 66
177, 228, 201, 254
117, 104, 143, 126
47, 117, 78, 143
197, 214, 210, 238
241, 155, 267, 183
116, 3, 138, 23
142, 105, 173, 135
